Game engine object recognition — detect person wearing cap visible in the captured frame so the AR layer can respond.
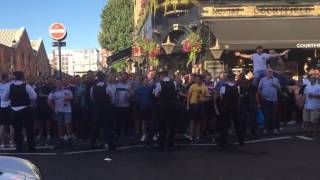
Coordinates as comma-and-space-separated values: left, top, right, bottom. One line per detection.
235, 46, 289, 86
2, 71, 37, 153
217, 73, 244, 147
90, 71, 115, 149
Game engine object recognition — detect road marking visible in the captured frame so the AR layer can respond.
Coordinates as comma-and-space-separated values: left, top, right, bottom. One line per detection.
245, 136, 293, 144
0, 136, 297, 155
296, 136, 315, 141
117, 145, 144, 150
0, 145, 54, 151
0, 152, 57, 155
177, 137, 293, 146
64, 149, 108, 155
176, 143, 216, 146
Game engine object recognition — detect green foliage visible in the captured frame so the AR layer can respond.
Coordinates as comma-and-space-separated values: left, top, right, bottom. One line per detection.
135, 37, 157, 52
99, 0, 134, 52
112, 60, 127, 73
182, 32, 202, 67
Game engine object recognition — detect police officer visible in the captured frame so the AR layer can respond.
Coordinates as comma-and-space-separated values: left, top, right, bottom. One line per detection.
217, 73, 244, 147
3, 71, 37, 152
154, 71, 177, 150
90, 72, 115, 149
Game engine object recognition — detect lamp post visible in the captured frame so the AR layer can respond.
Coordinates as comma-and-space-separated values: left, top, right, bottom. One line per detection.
10, 40, 18, 73
210, 39, 224, 60
162, 36, 176, 55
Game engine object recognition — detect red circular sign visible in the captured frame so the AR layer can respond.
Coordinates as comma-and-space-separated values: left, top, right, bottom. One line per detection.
49, 22, 67, 41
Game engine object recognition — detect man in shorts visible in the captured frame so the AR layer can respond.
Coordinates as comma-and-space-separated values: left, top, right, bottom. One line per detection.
35, 79, 54, 141
0, 73, 13, 148
187, 75, 209, 142
48, 80, 74, 145
303, 75, 320, 138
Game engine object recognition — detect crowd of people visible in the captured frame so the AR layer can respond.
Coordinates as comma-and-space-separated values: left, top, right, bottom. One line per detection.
0, 46, 318, 153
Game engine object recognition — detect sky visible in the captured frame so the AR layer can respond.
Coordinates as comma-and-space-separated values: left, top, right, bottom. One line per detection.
0, 0, 108, 53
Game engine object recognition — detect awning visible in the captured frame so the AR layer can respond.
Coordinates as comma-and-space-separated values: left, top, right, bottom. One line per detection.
205, 17, 320, 50
107, 47, 132, 64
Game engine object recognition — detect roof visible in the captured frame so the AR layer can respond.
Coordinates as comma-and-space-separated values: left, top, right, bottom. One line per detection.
30, 39, 43, 51
0, 27, 25, 47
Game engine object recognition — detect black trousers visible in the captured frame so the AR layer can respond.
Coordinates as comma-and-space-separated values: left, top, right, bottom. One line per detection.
115, 107, 131, 136
262, 100, 277, 131
247, 107, 258, 135
91, 106, 114, 146
145, 104, 160, 146
217, 106, 244, 146
82, 105, 94, 139
12, 107, 34, 152
158, 103, 176, 148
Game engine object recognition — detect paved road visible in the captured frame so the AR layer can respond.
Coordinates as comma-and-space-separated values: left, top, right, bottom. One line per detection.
2, 134, 319, 180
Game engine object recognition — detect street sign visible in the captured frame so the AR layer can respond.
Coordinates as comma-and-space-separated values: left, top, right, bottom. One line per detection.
49, 22, 67, 41
52, 41, 66, 47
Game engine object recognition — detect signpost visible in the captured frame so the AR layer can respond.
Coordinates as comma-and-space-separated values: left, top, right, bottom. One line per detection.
49, 22, 67, 79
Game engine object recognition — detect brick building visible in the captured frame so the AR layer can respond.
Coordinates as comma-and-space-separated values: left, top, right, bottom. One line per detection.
31, 39, 50, 77
0, 27, 50, 77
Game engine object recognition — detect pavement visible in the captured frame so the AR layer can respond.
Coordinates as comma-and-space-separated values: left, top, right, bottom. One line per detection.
1, 125, 320, 180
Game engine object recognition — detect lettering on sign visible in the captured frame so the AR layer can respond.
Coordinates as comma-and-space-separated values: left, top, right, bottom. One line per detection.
201, 5, 320, 17
297, 43, 320, 48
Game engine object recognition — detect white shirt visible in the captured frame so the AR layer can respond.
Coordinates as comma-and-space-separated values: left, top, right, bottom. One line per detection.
107, 83, 117, 104
90, 82, 114, 103
48, 88, 73, 113
2, 81, 37, 111
251, 53, 272, 72
304, 84, 320, 110
114, 82, 131, 108
0, 82, 11, 108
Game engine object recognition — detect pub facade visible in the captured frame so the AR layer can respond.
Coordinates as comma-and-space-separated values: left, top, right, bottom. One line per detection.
133, 0, 320, 77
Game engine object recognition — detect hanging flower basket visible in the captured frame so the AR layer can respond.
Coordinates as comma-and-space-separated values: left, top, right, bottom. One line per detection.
133, 37, 160, 67
148, 46, 161, 67
181, 32, 202, 67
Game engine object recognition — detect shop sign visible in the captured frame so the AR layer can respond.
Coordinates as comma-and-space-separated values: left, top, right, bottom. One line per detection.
297, 43, 320, 48
201, 5, 320, 17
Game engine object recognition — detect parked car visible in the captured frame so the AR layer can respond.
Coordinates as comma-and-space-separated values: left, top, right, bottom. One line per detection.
0, 156, 42, 180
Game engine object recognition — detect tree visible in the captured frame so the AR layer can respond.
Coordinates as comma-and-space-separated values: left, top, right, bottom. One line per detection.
99, 0, 134, 52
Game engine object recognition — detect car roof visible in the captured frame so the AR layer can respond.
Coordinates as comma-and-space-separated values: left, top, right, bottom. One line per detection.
0, 156, 39, 178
